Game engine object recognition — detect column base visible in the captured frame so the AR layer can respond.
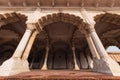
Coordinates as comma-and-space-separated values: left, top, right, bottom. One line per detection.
93, 58, 120, 76
0, 58, 30, 76
74, 65, 80, 70
41, 65, 47, 70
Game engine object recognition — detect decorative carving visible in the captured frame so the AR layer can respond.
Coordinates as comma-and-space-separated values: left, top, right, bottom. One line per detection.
0, 12, 27, 28
0, 29, 20, 38
38, 13, 83, 29
80, 22, 95, 36
94, 13, 120, 26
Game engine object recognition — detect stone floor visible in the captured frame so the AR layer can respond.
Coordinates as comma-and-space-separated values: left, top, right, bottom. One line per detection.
0, 70, 120, 80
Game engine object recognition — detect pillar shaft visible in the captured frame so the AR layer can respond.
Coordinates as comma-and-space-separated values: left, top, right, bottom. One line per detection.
80, 8, 109, 60
12, 29, 33, 58
22, 31, 38, 61
72, 47, 80, 70
90, 31, 109, 59
85, 34, 100, 59
0, 23, 37, 76
41, 47, 49, 70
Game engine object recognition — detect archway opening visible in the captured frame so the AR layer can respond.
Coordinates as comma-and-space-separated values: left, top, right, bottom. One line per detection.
47, 41, 74, 70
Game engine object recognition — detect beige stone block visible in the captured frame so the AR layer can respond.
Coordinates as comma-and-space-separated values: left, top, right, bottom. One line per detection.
0, 58, 30, 76
93, 58, 120, 76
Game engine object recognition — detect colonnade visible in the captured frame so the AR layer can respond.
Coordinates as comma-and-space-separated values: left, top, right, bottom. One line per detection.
0, 9, 120, 76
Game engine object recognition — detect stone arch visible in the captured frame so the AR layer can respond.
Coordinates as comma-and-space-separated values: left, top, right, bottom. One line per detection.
37, 13, 84, 47
0, 12, 27, 66
38, 13, 83, 29
0, 12, 27, 36
0, 39, 19, 65
94, 13, 120, 50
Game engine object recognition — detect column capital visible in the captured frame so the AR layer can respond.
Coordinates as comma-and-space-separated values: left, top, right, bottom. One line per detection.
80, 22, 95, 35
27, 23, 36, 31
35, 23, 42, 32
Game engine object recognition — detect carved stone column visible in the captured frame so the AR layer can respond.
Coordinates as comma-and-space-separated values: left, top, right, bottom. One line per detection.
21, 30, 38, 70
22, 31, 38, 61
89, 28, 110, 59
80, 8, 120, 76
72, 45, 80, 70
81, 9, 120, 76
13, 29, 34, 58
82, 28, 100, 59
88, 25, 120, 76
0, 23, 36, 76
80, 23, 100, 71
41, 46, 49, 70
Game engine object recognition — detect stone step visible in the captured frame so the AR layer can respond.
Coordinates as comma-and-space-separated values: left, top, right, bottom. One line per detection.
1, 70, 120, 80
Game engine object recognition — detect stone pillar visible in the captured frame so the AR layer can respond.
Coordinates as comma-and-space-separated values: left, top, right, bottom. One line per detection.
22, 31, 38, 61
21, 31, 38, 70
89, 29, 109, 59
80, 8, 120, 76
86, 52, 93, 69
0, 23, 35, 76
87, 34, 101, 71
41, 46, 49, 70
80, 23, 100, 71
85, 33, 100, 59
72, 46, 80, 70
79, 52, 88, 69
13, 29, 33, 58
89, 27, 120, 76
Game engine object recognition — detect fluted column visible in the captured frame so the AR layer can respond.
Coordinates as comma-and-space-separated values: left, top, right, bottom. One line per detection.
41, 46, 49, 70
22, 31, 38, 61
72, 46, 80, 70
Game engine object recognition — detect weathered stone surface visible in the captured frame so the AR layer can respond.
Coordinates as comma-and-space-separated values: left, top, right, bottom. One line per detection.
0, 58, 30, 76
93, 58, 120, 76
